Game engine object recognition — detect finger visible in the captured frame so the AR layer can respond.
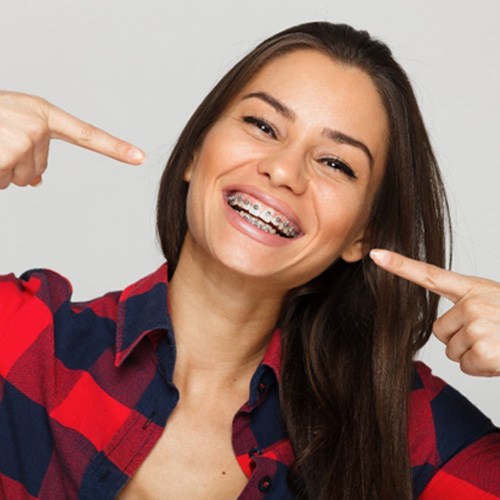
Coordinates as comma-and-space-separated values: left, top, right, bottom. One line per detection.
33, 139, 49, 176
28, 174, 43, 187
432, 306, 463, 344
459, 336, 500, 377
369, 249, 472, 303
11, 142, 40, 186
0, 171, 13, 189
12, 162, 37, 186
46, 103, 145, 165
447, 317, 499, 360
444, 327, 472, 362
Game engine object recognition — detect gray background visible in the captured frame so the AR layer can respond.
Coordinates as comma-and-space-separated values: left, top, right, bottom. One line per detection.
1, 0, 499, 423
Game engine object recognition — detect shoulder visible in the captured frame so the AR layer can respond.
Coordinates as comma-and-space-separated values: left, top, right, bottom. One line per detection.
409, 361, 500, 498
410, 361, 496, 446
0, 268, 121, 330
0, 269, 122, 375
0, 268, 73, 315
0, 269, 73, 376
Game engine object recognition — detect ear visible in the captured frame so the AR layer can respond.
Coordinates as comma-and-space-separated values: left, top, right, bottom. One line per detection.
340, 234, 367, 263
183, 151, 199, 182
182, 161, 194, 182
183, 163, 193, 182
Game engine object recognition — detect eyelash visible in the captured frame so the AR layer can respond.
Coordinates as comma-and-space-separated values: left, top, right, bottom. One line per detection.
242, 115, 357, 179
319, 157, 357, 179
243, 115, 277, 139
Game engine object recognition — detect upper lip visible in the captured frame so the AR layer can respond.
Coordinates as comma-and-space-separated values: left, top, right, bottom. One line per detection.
223, 184, 303, 234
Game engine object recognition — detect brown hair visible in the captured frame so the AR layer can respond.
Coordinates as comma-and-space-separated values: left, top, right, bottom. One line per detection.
157, 22, 450, 499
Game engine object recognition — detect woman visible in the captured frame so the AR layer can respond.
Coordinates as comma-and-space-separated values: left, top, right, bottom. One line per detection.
0, 22, 499, 499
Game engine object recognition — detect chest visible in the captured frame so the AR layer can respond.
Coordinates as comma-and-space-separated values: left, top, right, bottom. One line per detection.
117, 395, 248, 499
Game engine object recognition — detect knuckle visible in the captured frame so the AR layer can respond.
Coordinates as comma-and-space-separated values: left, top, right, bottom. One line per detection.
18, 110, 49, 138
424, 263, 441, 287
0, 172, 13, 189
12, 168, 36, 187
459, 360, 478, 376
78, 122, 97, 142
432, 317, 443, 334
464, 319, 486, 340
445, 344, 459, 362
462, 298, 483, 317
113, 139, 128, 158
469, 338, 493, 361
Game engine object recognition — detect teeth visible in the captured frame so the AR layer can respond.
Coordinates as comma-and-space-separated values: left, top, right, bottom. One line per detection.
227, 193, 297, 238
261, 210, 272, 223
240, 212, 277, 234
249, 204, 260, 217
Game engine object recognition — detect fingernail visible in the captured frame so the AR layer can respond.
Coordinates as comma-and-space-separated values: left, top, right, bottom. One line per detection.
369, 249, 391, 265
127, 147, 145, 163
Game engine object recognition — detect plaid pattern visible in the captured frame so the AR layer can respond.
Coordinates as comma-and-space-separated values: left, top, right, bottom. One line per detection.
0, 265, 498, 499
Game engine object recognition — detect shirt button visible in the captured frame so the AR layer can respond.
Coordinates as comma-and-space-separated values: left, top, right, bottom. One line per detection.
258, 476, 272, 492
249, 447, 262, 458
257, 382, 267, 394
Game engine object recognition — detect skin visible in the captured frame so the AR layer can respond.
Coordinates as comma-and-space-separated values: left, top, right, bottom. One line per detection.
1, 49, 499, 498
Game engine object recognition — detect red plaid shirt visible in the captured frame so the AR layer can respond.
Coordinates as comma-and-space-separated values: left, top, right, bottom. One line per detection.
0, 265, 499, 499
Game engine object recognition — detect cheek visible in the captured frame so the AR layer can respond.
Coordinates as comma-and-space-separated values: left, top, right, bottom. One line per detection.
313, 185, 372, 256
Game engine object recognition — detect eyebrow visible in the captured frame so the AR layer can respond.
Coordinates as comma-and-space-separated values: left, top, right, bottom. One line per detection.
321, 129, 374, 169
242, 92, 296, 121
241, 91, 374, 169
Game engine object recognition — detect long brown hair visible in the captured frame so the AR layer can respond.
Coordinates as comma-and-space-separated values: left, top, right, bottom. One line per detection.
157, 22, 450, 499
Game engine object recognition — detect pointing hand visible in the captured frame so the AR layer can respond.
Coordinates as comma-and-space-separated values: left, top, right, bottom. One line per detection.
370, 249, 500, 377
0, 91, 145, 189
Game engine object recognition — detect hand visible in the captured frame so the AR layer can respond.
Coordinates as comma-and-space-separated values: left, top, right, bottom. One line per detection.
0, 91, 145, 189
370, 249, 500, 377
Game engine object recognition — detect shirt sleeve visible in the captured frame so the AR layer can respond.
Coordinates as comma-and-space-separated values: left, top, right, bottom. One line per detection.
420, 432, 500, 499
410, 362, 500, 499
0, 269, 71, 379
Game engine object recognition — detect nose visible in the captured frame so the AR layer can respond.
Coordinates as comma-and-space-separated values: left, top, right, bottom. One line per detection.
257, 148, 308, 194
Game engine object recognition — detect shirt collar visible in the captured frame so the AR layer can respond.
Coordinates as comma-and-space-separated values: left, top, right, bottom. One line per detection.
260, 327, 282, 382
115, 263, 171, 367
114, 263, 283, 380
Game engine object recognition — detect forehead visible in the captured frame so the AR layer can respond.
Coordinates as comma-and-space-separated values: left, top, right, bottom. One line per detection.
233, 49, 389, 167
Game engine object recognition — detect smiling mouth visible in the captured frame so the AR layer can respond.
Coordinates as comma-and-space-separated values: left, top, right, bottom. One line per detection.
226, 192, 301, 238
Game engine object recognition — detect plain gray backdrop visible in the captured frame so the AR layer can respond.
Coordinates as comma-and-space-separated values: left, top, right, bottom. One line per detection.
1, 0, 499, 423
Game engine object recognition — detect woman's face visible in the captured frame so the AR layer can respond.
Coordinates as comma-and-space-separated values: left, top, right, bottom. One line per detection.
183, 49, 389, 290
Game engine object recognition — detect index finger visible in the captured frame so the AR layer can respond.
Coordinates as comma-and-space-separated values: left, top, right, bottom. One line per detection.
369, 249, 472, 303
46, 102, 145, 165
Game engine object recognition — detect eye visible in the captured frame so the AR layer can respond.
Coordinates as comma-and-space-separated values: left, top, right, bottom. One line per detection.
243, 116, 277, 139
320, 157, 357, 179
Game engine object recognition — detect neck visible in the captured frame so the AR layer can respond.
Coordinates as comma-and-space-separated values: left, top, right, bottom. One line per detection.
168, 239, 286, 389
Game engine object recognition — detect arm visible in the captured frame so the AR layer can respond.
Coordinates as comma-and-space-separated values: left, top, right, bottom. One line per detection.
0, 91, 145, 189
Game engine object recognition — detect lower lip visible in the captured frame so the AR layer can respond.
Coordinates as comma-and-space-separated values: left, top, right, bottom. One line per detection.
223, 196, 299, 247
